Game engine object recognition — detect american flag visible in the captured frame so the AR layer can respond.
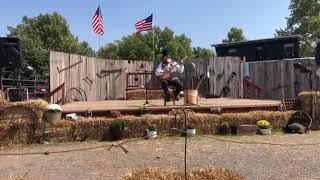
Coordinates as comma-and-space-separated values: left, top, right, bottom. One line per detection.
92, 6, 104, 35
135, 14, 153, 33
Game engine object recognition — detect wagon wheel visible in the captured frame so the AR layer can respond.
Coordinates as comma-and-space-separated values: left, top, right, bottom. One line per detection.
65, 88, 87, 103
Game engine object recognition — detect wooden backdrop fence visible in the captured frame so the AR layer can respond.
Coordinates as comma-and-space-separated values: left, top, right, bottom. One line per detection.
49, 51, 243, 102
246, 57, 320, 99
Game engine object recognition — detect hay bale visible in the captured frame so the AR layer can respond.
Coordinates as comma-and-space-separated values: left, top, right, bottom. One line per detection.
47, 120, 76, 142
0, 90, 6, 102
124, 167, 244, 180
126, 90, 163, 100
0, 110, 293, 146
2, 99, 48, 120
73, 117, 112, 141
298, 91, 320, 129
298, 91, 316, 113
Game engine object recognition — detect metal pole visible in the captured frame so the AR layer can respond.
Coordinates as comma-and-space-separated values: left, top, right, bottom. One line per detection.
98, 35, 101, 58
184, 109, 188, 180
153, 29, 155, 62
145, 74, 149, 104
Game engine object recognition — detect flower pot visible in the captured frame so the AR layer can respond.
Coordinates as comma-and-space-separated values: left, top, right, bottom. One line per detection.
187, 128, 196, 136
45, 111, 62, 122
259, 128, 272, 135
147, 130, 157, 139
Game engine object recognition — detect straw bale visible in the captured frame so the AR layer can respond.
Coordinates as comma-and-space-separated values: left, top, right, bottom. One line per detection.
1, 99, 48, 122
0, 120, 41, 146
73, 117, 112, 141
0, 111, 293, 146
47, 120, 76, 142
126, 90, 163, 100
298, 91, 320, 129
298, 91, 317, 114
49, 111, 291, 143
124, 167, 244, 180
0, 90, 6, 102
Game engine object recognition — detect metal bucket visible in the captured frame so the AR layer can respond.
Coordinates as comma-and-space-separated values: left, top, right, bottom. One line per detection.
184, 90, 199, 105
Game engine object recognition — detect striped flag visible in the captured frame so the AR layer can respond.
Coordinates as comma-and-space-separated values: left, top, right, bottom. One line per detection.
92, 6, 104, 35
135, 14, 153, 33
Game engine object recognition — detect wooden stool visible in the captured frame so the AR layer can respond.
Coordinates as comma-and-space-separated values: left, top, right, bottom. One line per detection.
164, 86, 176, 106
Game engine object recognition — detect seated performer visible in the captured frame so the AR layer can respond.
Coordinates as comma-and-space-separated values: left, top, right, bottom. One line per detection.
155, 49, 184, 102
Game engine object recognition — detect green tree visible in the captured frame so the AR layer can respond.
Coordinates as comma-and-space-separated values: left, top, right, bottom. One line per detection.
222, 27, 246, 43
192, 47, 214, 59
275, 0, 320, 56
99, 27, 193, 61
7, 12, 94, 78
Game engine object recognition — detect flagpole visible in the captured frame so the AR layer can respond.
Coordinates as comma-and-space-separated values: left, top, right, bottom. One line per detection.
152, 14, 155, 62
98, 35, 101, 58
153, 28, 155, 61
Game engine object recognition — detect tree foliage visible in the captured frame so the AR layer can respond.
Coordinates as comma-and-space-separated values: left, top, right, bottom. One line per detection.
7, 12, 94, 78
99, 27, 193, 61
222, 27, 246, 43
275, 0, 320, 57
192, 47, 214, 59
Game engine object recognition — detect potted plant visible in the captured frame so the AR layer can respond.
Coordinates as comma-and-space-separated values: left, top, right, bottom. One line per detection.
45, 104, 62, 122
186, 123, 196, 136
219, 122, 231, 135
139, 104, 149, 116
257, 120, 272, 135
147, 124, 157, 139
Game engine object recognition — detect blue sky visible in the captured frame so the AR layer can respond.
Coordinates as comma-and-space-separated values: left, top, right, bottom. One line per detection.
0, 0, 290, 50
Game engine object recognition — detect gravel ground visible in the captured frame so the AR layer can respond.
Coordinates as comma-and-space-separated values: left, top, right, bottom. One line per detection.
1, 133, 320, 180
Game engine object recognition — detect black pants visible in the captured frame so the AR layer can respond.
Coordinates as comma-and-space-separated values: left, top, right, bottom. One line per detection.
161, 78, 183, 98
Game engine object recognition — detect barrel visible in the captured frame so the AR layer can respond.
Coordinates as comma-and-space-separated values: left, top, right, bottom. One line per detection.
184, 90, 199, 105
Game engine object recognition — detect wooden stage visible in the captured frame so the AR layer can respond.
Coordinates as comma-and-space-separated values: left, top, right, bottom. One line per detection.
62, 98, 282, 116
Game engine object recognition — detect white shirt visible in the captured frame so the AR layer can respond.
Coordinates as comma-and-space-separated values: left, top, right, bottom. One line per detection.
155, 61, 184, 77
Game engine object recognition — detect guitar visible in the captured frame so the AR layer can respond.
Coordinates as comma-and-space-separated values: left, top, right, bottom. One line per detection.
161, 57, 188, 80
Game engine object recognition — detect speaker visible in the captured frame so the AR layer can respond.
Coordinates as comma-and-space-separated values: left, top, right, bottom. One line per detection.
0, 37, 24, 67
315, 41, 320, 66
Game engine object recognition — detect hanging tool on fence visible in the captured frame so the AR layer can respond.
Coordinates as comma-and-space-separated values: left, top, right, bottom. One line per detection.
57, 56, 83, 73
82, 75, 94, 90
96, 68, 127, 79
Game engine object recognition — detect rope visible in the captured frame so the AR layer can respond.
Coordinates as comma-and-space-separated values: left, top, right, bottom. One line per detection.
171, 128, 320, 146
0, 145, 108, 156
0, 135, 150, 156
1, 127, 320, 156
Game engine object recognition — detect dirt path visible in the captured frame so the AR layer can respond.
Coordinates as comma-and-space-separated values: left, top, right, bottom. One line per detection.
1, 133, 320, 180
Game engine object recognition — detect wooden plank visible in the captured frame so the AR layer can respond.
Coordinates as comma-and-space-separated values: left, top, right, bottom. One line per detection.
49, 51, 57, 102
285, 60, 295, 99
86, 57, 96, 101
79, 56, 87, 101
101, 58, 108, 100
94, 58, 101, 100
239, 57, 244, 98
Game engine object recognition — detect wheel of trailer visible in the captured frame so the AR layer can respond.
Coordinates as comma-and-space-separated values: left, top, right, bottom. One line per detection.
65, 88, 87, 103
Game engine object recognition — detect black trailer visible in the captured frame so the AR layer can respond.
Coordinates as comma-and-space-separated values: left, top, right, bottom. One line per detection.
212, 35, 301, 62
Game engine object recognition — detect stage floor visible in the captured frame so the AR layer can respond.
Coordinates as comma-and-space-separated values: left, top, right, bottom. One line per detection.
62, 98, 282, 115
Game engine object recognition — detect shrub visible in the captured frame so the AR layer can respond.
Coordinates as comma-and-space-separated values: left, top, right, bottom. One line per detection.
109, 120, 126, 141
219, 122, 231, 135
139, 104, 148, 113
147, 124, 157, 131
